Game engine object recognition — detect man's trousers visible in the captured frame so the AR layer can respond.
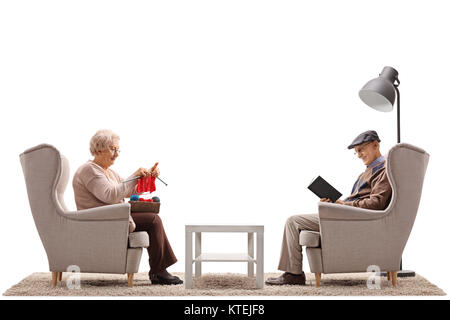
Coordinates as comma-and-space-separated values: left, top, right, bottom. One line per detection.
278, 214, 320, 274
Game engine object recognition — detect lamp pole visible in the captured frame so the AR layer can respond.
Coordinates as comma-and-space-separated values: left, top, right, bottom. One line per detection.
393, 77, 416, 277
394, 80, 400, 144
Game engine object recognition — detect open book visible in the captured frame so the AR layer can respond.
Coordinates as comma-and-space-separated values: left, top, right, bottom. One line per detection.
308, 176, 342, 203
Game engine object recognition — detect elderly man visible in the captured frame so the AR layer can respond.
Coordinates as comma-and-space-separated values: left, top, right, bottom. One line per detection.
266, 130, 392, 286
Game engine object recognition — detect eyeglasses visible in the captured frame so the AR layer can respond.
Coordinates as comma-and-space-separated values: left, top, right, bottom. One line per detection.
109, 147, 121, 155
354, 142, 372, 155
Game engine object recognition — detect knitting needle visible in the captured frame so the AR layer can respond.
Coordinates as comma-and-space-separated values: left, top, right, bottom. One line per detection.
156, 176, 168, 186
122, 162, 168, 186
122, 176, 140, 183
122, 175, 168, 186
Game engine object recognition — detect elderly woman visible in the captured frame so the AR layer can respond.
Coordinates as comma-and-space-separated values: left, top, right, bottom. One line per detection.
72, 129, 182, 285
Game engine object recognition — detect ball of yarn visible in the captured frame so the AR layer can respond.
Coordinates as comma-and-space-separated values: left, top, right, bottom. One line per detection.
130, 194, 139, 201
152, 196, 160, 203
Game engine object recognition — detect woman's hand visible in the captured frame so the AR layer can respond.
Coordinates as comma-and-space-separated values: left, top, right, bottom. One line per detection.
150, 166, 160, 178
134, 167, 150, 178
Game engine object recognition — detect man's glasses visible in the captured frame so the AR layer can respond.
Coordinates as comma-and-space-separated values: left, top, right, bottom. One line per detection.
354, 142, 372, 156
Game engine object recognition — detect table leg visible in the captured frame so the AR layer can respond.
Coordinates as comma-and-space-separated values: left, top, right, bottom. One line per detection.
195, 232, 202, 277
248, 232, 254, 277
256, 230, 264, 289
185, 230, 193, 289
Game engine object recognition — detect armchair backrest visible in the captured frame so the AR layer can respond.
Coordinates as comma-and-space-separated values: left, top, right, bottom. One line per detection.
20, 144, 66, 256
385, 143, 429, 248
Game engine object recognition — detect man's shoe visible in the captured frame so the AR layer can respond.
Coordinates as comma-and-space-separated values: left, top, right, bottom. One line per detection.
265, 272, 306, 285
150, 273, 183, 285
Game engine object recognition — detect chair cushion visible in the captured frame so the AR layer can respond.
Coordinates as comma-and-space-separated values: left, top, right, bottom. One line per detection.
128, 232, 149, 248
299, 231, 321, 247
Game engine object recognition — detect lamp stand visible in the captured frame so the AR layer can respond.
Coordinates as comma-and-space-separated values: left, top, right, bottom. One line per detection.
394, 83, 400, 143
394, 81, 416, 277
381, 82, 415, 278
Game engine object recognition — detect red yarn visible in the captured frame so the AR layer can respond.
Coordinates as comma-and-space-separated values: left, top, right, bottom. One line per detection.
145, 175, 150, 191
149, 175, 156, 193
136, 175, 156, 194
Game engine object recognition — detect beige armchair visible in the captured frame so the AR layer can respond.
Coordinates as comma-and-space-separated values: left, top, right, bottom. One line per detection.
300, 143, 429, 287
20, 144, 149, 287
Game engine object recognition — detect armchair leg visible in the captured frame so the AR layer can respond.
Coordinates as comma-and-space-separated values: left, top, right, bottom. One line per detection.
58, 272, 62, 282
391, 271, 398, 287
387, 272, 391, 281
127, 273, 134, 287
51, 272, 58, 287
314, 273, 321, 287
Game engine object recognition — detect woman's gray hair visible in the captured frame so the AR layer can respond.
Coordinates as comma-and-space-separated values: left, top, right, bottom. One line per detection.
89, 129, 120, 156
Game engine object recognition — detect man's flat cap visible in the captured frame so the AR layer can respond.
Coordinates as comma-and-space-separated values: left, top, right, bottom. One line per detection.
347, 130, 381, 149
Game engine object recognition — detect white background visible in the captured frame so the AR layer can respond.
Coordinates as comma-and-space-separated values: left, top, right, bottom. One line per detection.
1, 0, 449, 298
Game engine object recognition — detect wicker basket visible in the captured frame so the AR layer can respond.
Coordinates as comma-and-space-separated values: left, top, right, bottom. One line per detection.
128, 201, 160, 213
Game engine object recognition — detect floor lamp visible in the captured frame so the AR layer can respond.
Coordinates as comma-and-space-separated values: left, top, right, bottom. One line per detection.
359, 66, 414, 277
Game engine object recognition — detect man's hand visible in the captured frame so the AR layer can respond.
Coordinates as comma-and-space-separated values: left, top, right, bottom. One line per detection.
320, 198, 344, 205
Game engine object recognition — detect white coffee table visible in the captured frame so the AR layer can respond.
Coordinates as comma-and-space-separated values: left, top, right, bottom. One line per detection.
185, 225, 264, 289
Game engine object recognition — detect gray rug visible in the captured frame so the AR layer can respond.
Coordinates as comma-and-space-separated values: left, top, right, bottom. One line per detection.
3, 272, 446, 296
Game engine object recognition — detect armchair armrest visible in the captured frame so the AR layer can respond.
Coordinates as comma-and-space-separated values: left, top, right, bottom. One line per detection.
318, 202, 388, 221
51, 202, 131, 274
60, 203, 131, 221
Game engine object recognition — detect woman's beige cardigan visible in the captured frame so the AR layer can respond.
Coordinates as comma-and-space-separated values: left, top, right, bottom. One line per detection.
72, 160, 138, 232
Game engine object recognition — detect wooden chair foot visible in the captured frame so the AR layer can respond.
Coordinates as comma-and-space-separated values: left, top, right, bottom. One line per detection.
51, 272, 58, 287
58, 272, 62, 282
314, 273, 321, 287
391, 271, 398, 287
127, 273, 134, 287
387, 272, 391, 281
